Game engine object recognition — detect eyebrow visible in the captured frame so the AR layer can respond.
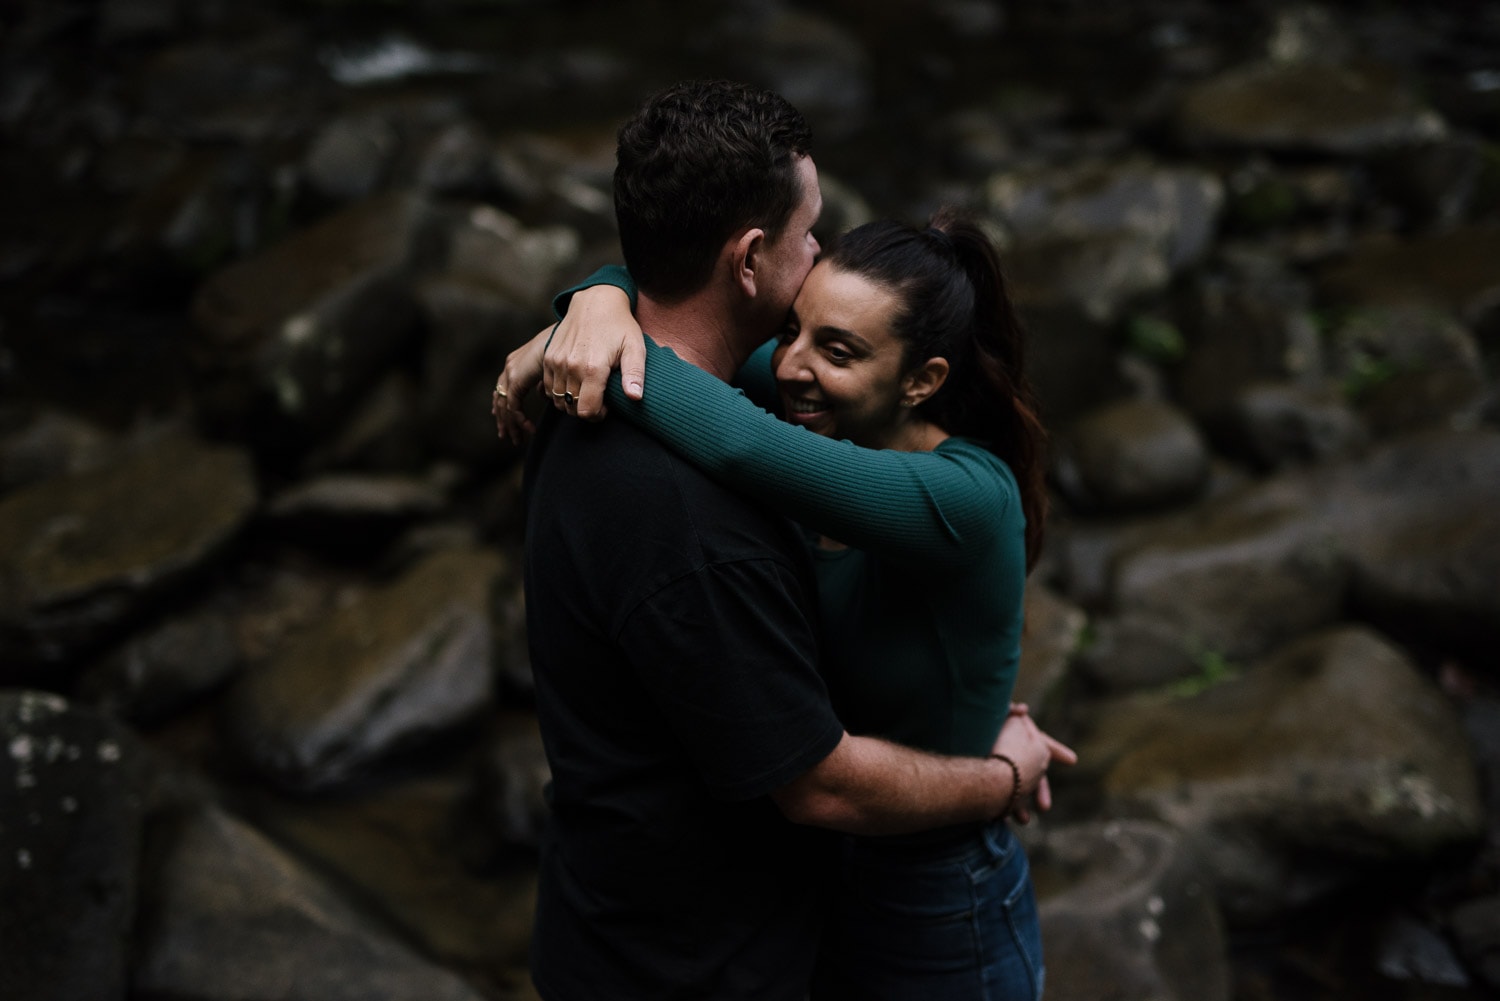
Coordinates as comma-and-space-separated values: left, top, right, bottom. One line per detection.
816, 324, 873, 352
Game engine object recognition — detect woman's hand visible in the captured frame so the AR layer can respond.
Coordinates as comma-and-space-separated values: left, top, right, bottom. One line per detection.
992, 703, 1077, 824
492, 324, 553, 446
541, 284, 646, 420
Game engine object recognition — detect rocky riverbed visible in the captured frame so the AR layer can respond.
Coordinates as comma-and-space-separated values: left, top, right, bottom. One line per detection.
2, 1, 1498, 999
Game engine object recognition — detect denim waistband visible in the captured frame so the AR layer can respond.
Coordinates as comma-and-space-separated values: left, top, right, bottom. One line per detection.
842, 816, 1013, 865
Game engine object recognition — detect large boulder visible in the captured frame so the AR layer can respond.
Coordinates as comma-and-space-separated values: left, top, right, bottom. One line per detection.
988, 159, 1223, 274
1176, 61, 1447, 155
1071, 626, 1485, 920
1, 691, 147, 1001
1052, 399, 1211, 514
134, 803, 486, 1001
1083, 428, 1500, 665
1013, 584, 1086, 719
0, 433, 258, 677
1171, 253, 1324, 437
1033, 820, 1230, 1001
222, 547, 503, 791
1318, 224, 1500, 320
75, 602, 242, 726
1337, 429, 1500, 658
188, 192, 431, 458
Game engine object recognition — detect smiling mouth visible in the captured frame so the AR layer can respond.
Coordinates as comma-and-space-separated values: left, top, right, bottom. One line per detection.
785, 398, 827, 416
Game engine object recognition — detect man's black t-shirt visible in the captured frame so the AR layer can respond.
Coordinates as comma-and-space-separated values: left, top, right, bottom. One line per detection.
523, 406, 845, 1001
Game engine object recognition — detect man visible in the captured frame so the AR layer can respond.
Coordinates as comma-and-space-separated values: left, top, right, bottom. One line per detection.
517, 79, 1046, 1001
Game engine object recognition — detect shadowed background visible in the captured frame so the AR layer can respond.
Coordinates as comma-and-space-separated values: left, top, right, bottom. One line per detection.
2, 1, 1499, 999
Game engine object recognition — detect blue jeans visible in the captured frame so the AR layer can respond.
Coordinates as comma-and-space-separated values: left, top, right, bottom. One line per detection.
811, 819, 1044, 1001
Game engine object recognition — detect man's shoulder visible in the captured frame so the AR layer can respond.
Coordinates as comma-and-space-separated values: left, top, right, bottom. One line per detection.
527, 415, 803, 561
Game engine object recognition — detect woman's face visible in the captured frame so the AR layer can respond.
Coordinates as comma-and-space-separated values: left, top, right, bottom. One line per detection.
772, 261, 917, 450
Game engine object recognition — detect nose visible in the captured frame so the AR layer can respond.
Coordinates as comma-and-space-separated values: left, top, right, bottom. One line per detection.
774, 334, 813, 386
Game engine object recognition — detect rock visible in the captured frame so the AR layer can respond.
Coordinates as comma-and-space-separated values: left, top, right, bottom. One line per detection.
1319, 224, 1500, 317
303, 113, 400, 203
988, 158, 1224, 274
1032, 820, 1230, 1001
1013, 298, 1129, 424
303, 372, 428, 474
134, 803, 486, 1001
1329, 304, 1487, 436
1264, 5, 1354, 65
244, 774, 540, 985
416, 121, 495, 198
136, 34, 325, 145
1375, 912, 1472, 989
1110, 481, 1345, 663
414, 204, 579, 470
1226, 380, 1368, 471
75, 604, 241, 726
1372, 134, 1490, 231
1074, 626, 1485, 920
1172, 254, 1324, 433
472, 711, 550, 850
1052, 399, 1211, 513
266, 472, 449, 552
1339, 430, 1500, 655
710, 6, 872, 139
1177, 61, 1447, 155
106, 147, 253, 276
222, 547, 503, 791
1013, 230, 1172, 325
489, 554, 531, 697
1450, 896, 1500, 992
96, 0, 180, 44
1013, 584, 1086, 718
1060, 426, 1499, 664
189, 192, 431, 458
0, 433, 258, 676
0, 691, 146, 1001
488, 130, 617, 241
438, 203, 579, 316
0, 409, 118, 491
1072, 612, 1200, 695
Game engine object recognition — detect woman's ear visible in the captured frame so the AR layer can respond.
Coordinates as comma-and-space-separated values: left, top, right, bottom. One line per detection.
901, 357, 950, 408
731, 228, 765, 298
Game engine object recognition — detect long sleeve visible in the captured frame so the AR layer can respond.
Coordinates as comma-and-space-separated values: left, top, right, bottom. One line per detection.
553, 264, 637, 319
605, 338, 1019, 569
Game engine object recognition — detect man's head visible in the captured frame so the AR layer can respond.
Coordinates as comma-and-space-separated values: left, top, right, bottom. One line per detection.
614, 79, 818, 305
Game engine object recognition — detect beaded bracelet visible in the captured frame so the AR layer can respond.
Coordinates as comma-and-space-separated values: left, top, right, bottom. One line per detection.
990, 753, 1021, 819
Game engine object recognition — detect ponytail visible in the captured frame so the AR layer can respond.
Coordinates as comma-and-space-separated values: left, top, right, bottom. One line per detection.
825, 210, 1049, 570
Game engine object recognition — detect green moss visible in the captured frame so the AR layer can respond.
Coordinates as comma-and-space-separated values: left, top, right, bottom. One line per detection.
1164, 646, 1239, 698
1340, 349, 1404, 403
1228, 176, 1300, 232
1125, 315, 1186, 364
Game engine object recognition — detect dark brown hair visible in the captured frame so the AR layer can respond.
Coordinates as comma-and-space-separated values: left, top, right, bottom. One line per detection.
824, 210, 1049, 569
614, 79, 813, 299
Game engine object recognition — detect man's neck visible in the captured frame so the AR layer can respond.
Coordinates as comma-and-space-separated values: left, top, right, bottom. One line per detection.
636, 293, 752, 383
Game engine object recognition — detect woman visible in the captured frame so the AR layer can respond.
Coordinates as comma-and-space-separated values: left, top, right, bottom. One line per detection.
496, 209, 1070, 1001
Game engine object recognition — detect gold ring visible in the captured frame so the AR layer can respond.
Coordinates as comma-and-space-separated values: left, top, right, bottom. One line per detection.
494, 386, 507, 398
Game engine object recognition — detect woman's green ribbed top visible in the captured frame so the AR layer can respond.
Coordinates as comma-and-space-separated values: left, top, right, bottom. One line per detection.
553, 267, 1027, 756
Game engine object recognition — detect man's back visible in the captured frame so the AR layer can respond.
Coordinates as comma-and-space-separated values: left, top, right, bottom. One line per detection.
523, 408, 843, 1000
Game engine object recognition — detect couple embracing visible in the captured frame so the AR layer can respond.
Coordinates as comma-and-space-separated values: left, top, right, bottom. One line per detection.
492, 78, 1075, 1001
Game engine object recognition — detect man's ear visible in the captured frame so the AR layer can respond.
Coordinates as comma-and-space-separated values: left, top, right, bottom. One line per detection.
901, 357, 950, 408
732, 228, 765, 298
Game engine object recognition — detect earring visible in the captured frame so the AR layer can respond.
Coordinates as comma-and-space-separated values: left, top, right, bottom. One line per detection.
899, 399, 916, 408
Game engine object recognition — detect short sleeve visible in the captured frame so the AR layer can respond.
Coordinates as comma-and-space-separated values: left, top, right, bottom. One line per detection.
617, 557, 844, 801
